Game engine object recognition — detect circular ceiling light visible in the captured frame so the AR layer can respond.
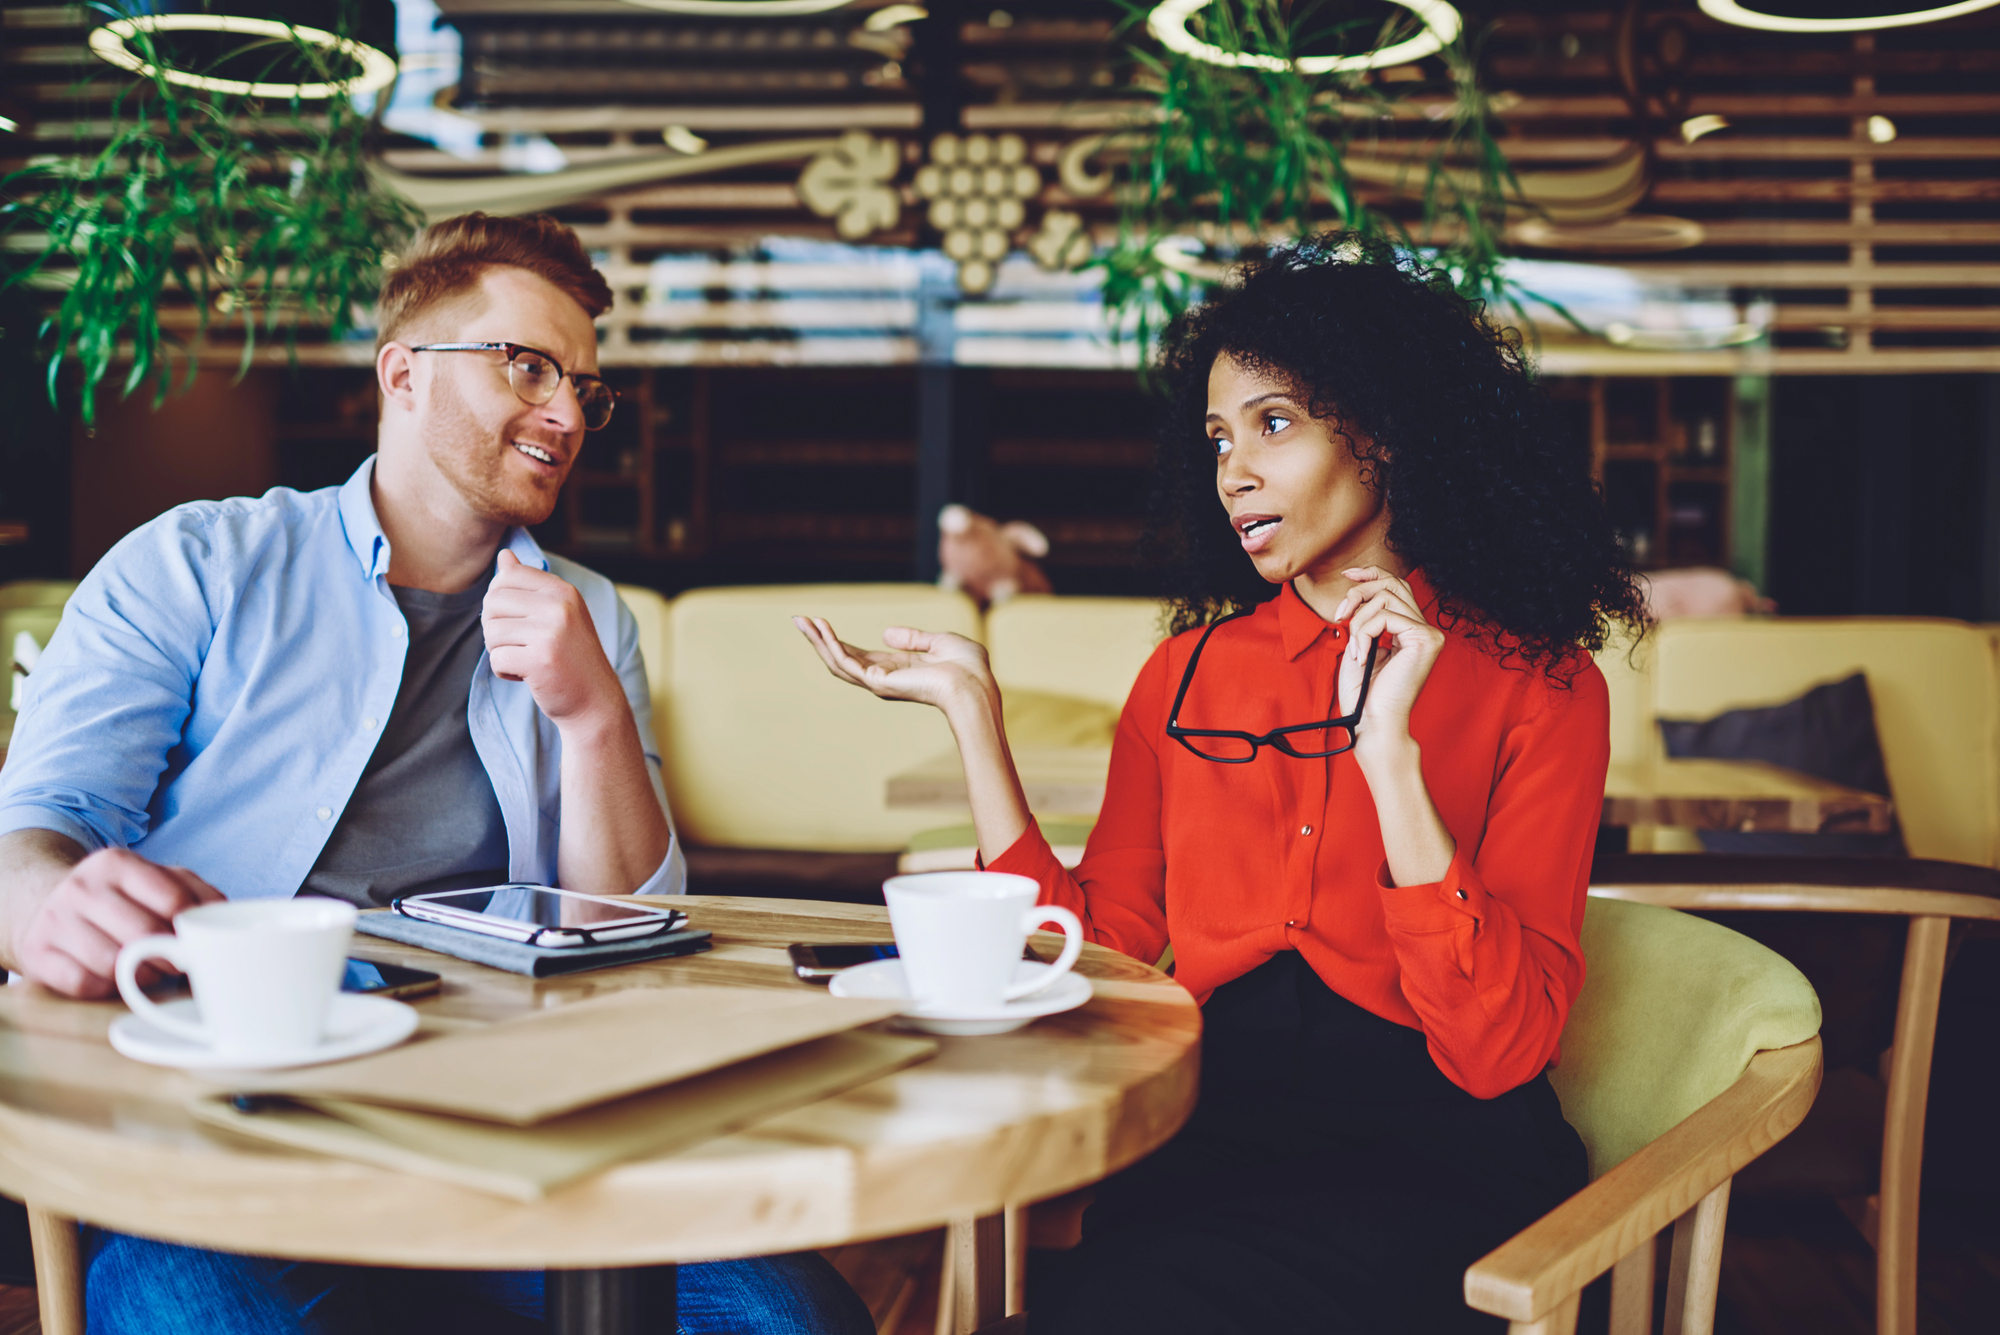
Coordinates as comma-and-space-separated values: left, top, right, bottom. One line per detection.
89, 14, 398, 99
616, 0, 857, 14
1696, 0, 1999, 33
1148, 0, 1462, 74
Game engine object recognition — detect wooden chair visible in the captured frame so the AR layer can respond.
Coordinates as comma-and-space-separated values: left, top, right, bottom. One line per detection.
1461, 893, 1823, 1335
1579, 854, 2000, 1335
1009, 897, 1823, 1335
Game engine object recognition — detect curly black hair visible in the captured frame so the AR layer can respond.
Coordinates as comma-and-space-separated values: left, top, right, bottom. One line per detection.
1145, 234, 1648, 677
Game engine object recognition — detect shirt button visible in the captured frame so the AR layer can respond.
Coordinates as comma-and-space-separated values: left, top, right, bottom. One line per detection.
316, 806, 333, 821
1456, 889, 1468, 900
392, 624, 405, 638
1300, 824, 1313, 837
362, 716, 378, 730
1286, 919, 1296, 927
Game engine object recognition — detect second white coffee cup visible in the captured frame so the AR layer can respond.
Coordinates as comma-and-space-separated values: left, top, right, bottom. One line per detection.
883, 871, 1083, 1013
115, 897, 358, 1064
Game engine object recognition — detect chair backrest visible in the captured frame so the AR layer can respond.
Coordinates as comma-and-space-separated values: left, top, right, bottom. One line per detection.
0, 581, 78, 613
613, 583, 672, 757
984, 595, 1166, 711
1552, 896, 1821, 1178
658, 583, 982, 851
0, 593, 72, 747
1592, 627, 1657, 769
1645, 618, 2000, 867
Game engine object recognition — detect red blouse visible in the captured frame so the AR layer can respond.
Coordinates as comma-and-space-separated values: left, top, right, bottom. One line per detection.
990, 573, 1610, 1099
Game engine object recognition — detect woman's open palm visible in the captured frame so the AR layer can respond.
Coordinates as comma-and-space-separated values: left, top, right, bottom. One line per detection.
793, 617, 995, 711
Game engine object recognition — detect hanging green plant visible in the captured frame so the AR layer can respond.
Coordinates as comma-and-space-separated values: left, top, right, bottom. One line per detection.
1100, 0, 1533, 351
0, 3, 423, 425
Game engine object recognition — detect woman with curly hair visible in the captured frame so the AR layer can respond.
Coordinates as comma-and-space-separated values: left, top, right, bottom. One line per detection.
796, 236, 1648, 1332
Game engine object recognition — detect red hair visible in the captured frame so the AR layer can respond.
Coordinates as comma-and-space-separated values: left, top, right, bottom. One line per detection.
376, 212, 613, 348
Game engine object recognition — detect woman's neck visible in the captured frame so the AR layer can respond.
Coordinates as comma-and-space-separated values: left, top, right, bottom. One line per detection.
1290, 539, 1409, 624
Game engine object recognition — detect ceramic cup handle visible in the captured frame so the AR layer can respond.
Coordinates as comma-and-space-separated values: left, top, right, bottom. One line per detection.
114, 935, 207, 1045
1006, 905, 1084, 1001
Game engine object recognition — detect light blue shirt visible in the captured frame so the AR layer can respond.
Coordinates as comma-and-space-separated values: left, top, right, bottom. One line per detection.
0, 458, 685, 901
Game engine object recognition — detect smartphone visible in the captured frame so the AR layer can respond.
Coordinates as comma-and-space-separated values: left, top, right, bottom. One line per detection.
788, 941, 1041, 983
393, 884, 687, 948
341, 957, 442, 1000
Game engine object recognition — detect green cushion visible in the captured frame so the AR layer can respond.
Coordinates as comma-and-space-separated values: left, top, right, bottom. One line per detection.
905, 819, 1097, 854
1553, 896, 1822, 1178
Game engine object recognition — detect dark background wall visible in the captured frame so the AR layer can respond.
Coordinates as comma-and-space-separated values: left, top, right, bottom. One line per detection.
1767, 375, 2000, 620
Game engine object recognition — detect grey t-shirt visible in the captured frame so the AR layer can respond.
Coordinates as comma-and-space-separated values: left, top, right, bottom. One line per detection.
299, 580, 511, 908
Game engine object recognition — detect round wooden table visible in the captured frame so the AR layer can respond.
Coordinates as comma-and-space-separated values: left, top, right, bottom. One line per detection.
0, 897, 1201, 1335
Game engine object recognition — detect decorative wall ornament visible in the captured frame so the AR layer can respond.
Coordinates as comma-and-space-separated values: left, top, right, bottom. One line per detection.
88, 13, 398, 100
796, 131, 902, 241
1028, 210, 1095, 272
913, 133, 1041, 294
373, 137, 841, 220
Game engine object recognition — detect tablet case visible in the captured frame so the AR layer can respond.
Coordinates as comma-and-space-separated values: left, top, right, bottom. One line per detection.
355, 908, 711, 977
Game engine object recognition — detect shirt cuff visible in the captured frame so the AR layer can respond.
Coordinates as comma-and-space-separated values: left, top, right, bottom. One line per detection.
631, 832, 688, 896
1376, 844, 1486, 934
0, 805, 110, 855
985, 823, 1067, 903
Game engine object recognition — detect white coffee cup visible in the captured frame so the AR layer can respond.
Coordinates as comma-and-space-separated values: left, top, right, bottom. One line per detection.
115, 898, 358, 1063
883, 871, 1084, 1013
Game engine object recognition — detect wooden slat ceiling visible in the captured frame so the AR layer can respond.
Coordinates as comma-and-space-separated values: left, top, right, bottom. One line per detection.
5, 1, 2000, 374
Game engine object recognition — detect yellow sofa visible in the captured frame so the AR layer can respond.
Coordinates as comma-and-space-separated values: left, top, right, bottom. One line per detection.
1595, 618, 2000, 868
630, 584, 2000, 874
649, 584, 984, 851
621, 586, 1165, 863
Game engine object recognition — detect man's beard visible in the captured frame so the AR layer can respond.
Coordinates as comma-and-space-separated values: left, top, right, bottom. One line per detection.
424, 372, 563, 528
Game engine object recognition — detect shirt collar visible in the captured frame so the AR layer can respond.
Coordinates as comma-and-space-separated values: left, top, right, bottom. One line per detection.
338, 454, 552, 582
1274, 568, 1440, 662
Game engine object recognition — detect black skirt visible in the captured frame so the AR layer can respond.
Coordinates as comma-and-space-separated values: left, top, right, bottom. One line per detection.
1033, 952, 1589, 1335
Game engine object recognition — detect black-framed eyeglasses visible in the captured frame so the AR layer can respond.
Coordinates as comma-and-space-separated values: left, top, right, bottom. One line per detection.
1165, 608, 1378, 763
409, 342, 618, 432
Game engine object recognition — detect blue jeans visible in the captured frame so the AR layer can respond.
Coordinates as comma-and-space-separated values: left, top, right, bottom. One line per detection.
82, 1228, 877, 1335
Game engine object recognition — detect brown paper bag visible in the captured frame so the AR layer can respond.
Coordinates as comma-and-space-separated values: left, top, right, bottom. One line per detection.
224, 986, 905, 1124
191, 1030, 935, 1200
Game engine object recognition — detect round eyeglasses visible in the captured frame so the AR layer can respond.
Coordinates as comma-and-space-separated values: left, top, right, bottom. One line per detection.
408, 342, 618, 432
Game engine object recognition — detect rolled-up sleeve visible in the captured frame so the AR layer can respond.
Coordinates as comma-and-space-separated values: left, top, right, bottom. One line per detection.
1376, 667, 1608, 1099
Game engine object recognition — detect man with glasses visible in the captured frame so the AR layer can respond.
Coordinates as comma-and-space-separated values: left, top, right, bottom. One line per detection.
0, 213, 875, 1334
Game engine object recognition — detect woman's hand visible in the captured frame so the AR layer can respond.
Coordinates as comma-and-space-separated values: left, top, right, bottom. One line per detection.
793, 617, 998, 715
1333, 566, 1446, 763
793, 616, 1032, 861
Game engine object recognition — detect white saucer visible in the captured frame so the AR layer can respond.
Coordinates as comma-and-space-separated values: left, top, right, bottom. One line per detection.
829, 959, 1092, 1036
108, 993, 420, 1072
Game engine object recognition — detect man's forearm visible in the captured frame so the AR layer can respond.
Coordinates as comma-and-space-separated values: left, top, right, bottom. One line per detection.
0, 829, 88, 974
556, 708, 673, 895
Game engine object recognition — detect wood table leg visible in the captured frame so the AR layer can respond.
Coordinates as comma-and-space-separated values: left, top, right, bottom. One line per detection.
547, 1265, 676, 1335
26, 1207, 82, 1335
947, 1213, 1005, 1335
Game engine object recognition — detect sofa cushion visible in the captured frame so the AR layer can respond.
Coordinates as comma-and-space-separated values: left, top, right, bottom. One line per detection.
1657, 671, 1906, 857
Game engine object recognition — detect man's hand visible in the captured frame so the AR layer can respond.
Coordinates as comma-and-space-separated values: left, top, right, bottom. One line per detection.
15, 847, 223, 999
482, 549, 628, 735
